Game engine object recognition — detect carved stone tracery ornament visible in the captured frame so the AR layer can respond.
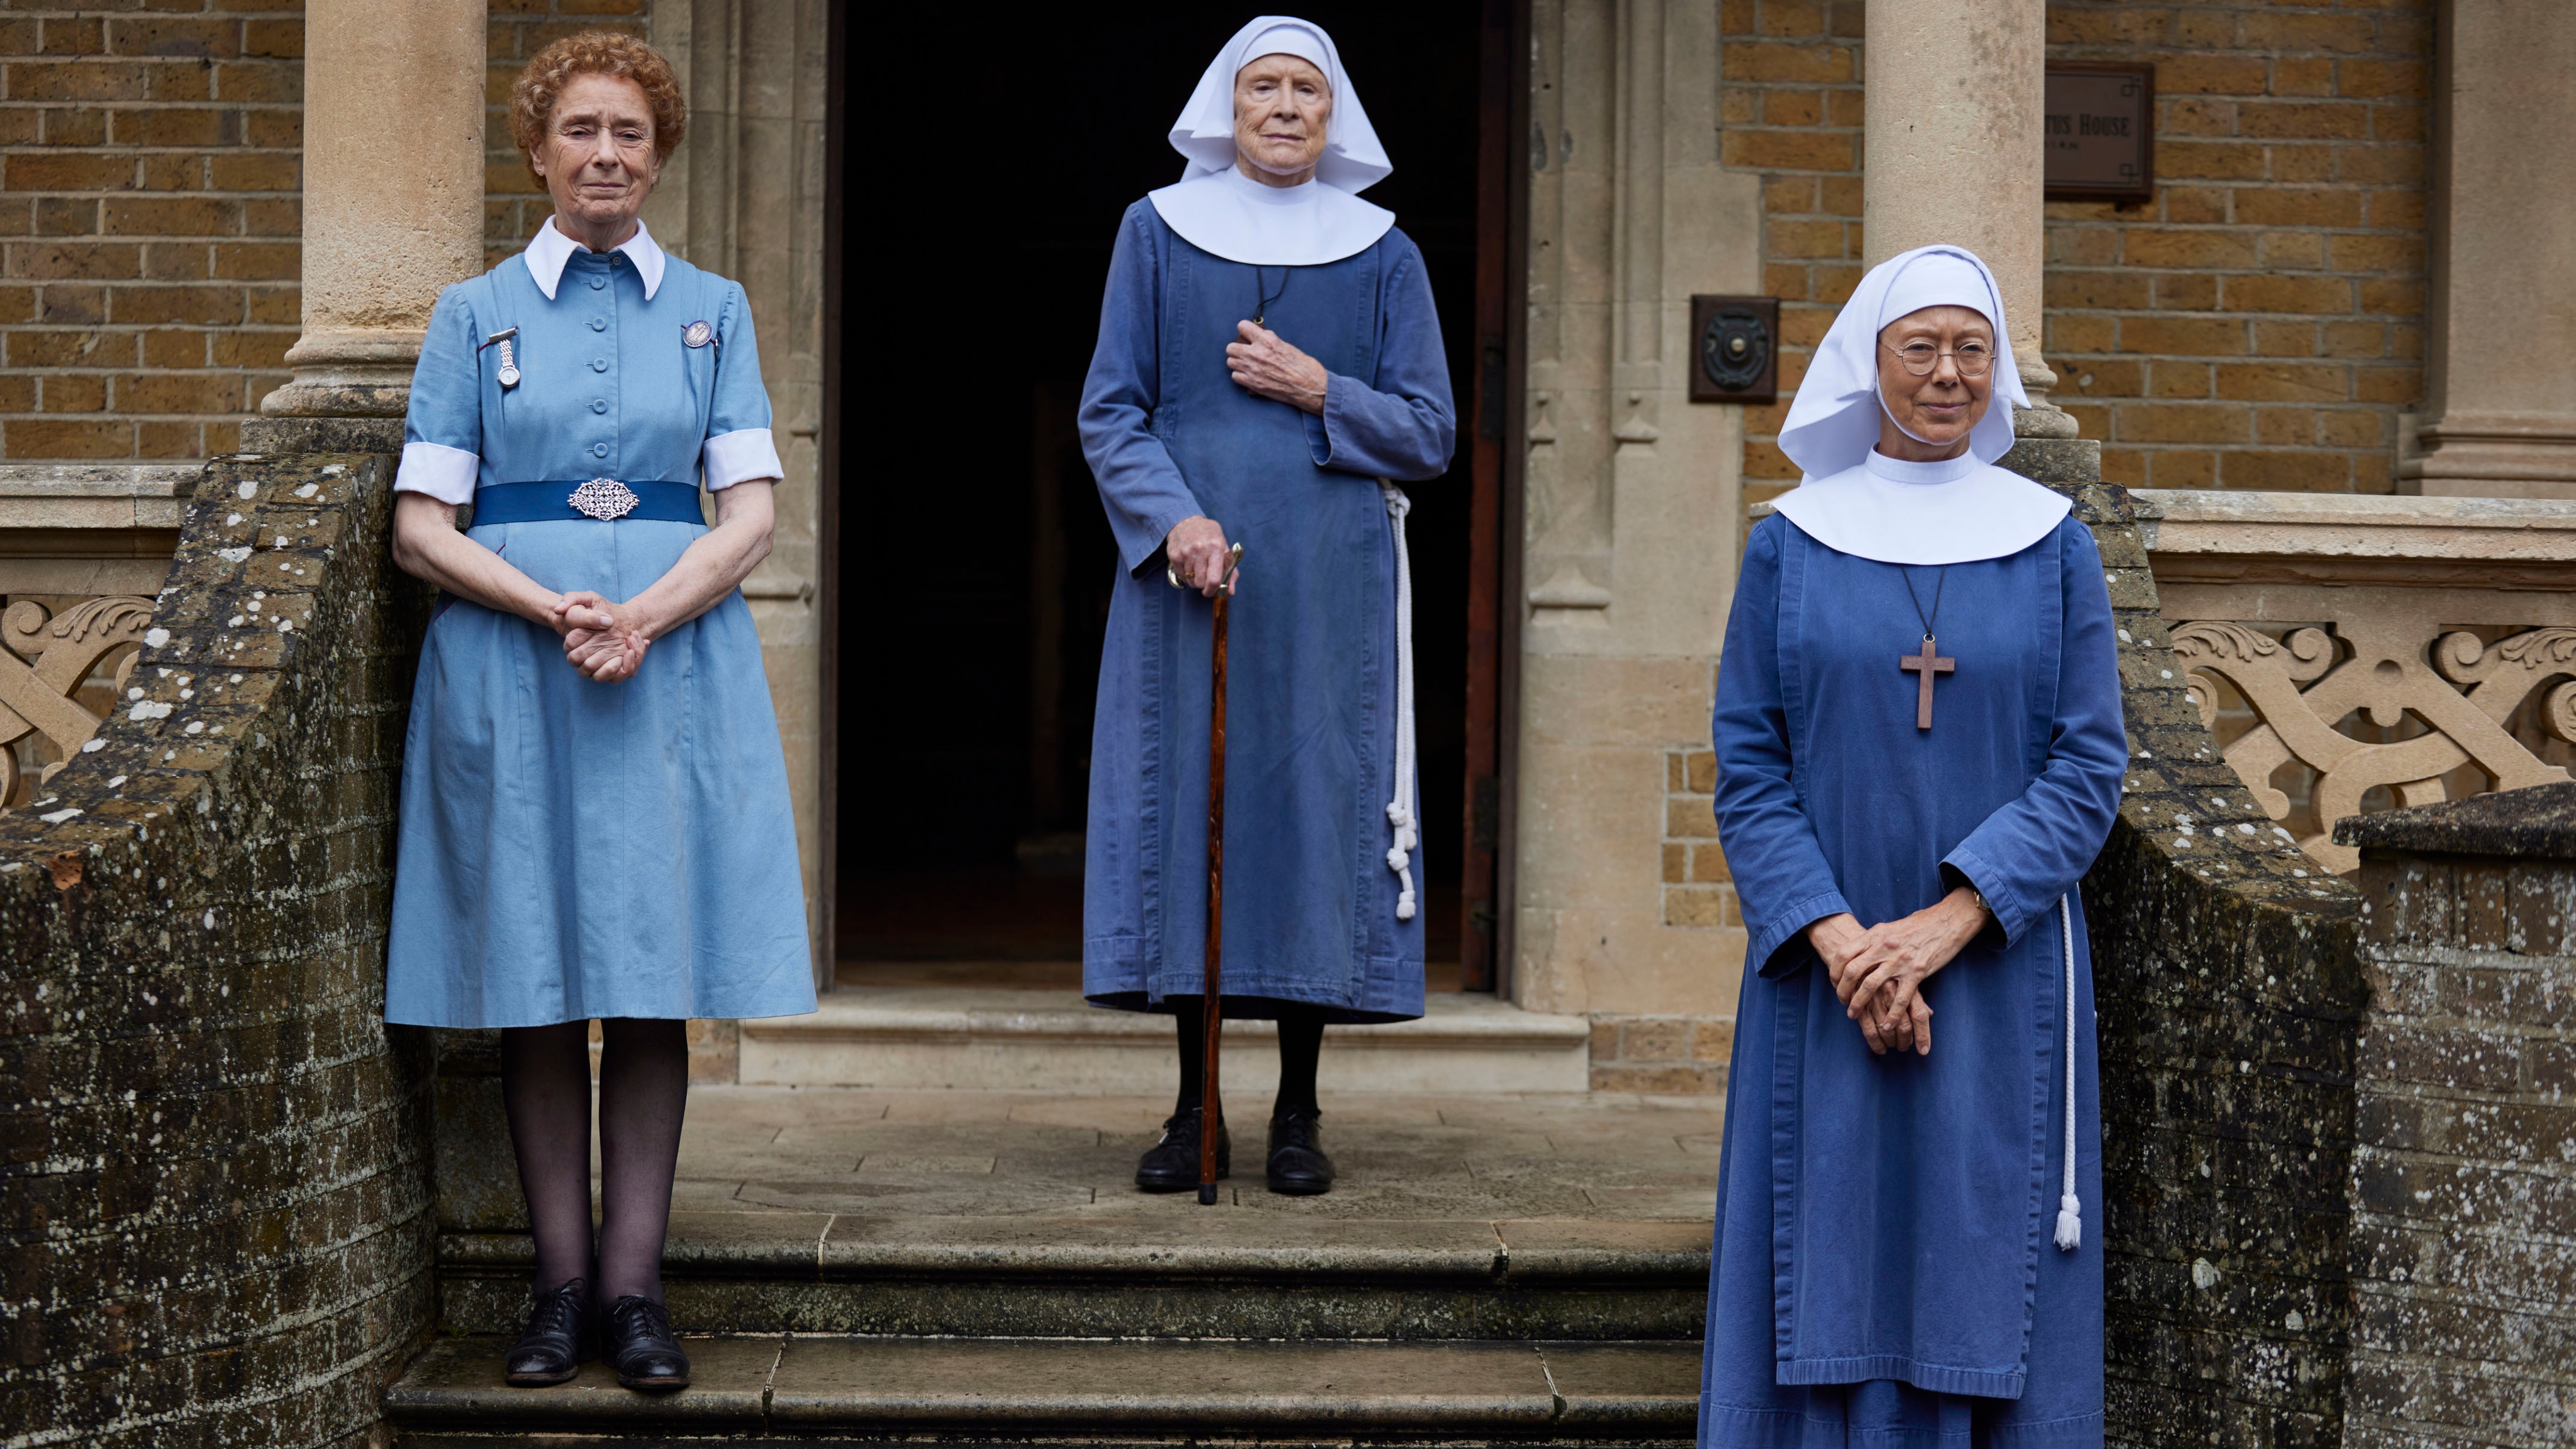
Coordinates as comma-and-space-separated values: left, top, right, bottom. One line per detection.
0, 595, 154, 808
2173, 617, 2576, 873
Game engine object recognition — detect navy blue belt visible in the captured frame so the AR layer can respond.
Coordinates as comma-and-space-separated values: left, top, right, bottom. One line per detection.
469, 479, 703, 525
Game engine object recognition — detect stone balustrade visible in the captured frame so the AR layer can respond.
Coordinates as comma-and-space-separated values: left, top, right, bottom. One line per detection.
0, 464, 189, 811
2136, 488, 2576, 872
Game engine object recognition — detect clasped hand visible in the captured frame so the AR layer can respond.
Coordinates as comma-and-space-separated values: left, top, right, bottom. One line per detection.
1805, 886, 1989, 1057
1225, 319, 1328, 415
549, 590, 650, 683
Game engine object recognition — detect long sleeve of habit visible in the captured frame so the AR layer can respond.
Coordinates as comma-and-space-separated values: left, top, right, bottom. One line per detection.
1080, 205, 1203, 574
1712, 517, 1856, 976
1938, 522, 2127, 944
1302, 239, 1454, 481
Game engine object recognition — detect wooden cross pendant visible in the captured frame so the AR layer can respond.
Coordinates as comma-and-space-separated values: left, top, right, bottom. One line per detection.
1900, 635, 1955, 730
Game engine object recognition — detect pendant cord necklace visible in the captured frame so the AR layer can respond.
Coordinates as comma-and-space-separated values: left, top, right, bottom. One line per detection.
1253, 266, 1288, 327
1900, 564, 1949, 643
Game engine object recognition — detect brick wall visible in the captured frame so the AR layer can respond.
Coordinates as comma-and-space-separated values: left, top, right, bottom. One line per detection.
1587, 1014, 1733, 1096
2047, 1, 2432, 493
0, 4, 304, 462
0, 1, 652, 464
2346, 827, 2576, 1449
0, 452, 438, 1446
2029, 444, 2375, 1448
1720, 1, 2434, 506
1719, 0, 1866, 517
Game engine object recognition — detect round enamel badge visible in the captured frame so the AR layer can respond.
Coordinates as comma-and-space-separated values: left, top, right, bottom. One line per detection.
682, 320, 713, 348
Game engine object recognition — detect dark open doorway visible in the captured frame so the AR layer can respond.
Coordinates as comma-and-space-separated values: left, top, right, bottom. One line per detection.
839, 5, 1512, 994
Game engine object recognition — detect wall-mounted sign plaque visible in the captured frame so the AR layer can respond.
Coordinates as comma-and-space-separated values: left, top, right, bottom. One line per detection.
2044, 62, 2154, 205
1689, 295, 1778, 404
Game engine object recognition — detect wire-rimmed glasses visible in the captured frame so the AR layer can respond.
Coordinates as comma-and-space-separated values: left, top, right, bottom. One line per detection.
1882, 340, 1996, 378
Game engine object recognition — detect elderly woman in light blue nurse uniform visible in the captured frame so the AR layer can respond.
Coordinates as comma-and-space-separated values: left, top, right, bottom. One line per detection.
382, 32, 813, 1396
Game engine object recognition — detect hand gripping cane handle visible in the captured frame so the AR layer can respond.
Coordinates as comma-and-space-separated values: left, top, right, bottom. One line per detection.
1200, 543, 1240, 1205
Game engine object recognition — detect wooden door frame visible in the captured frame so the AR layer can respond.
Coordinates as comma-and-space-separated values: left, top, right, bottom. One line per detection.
815, 5, 846, 993
1462, 0, 1529, 996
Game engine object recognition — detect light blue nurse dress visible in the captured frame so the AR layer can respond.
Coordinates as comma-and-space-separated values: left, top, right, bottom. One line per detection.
381, 220, 817, 1029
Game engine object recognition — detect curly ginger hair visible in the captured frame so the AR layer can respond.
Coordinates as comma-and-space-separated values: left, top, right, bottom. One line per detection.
509, 30, 688, 180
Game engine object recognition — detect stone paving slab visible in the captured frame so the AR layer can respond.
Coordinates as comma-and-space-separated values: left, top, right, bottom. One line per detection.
669, 1087, 1724, 1224
386, 1336, 1701, 1436
435, 1089, 1722, 1344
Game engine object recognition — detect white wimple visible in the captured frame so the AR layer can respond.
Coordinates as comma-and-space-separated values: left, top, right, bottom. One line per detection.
1381, 482, 1417, 922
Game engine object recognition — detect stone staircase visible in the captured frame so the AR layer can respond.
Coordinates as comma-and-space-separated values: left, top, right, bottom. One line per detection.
381, 1087, 1715, 1445
739, 987, 1597, 1095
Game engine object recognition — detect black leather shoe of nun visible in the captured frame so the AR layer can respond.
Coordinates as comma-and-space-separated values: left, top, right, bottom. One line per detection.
502, 1278, 591, 1387
604, 1295, 692, 1391
1135, 1106, 1231, 1192
1265, 1109, 1336, 1196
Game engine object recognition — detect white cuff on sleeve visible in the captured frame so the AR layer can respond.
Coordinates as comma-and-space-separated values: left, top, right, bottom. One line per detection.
394, 441, 479, 504
701, 427, 784, 490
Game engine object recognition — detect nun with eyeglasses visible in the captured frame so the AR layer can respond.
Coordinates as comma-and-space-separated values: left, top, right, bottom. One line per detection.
1078, 15, 1455, 1198
1699, 244, 2125, 1448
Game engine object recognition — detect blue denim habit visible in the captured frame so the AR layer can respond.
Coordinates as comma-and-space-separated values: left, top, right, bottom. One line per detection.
382, 246, 816, 1029
1077, 201, 1454, 1021
1699, 513, 2124, 1448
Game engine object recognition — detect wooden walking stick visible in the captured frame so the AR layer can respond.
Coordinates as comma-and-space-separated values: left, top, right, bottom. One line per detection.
1200, 542, 1242, 1207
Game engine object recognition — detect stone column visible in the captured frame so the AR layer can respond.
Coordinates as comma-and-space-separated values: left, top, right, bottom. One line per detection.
1862, 0, 2072, 438
252, 0, 484, 448
2407, 0, 2576, 498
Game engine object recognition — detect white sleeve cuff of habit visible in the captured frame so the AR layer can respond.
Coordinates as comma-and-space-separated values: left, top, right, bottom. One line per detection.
701, 428, 783, 490
393, 441, 478, 504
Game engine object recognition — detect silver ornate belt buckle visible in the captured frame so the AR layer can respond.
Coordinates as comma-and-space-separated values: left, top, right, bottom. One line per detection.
568, 478, 640, 520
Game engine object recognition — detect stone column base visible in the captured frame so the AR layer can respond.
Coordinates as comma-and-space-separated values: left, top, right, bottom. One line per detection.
2402, 413, 2576, 498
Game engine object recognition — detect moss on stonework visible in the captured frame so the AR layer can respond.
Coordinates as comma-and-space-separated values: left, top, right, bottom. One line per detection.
0, 452, 439, 1448
2002, 444, 2369, 1449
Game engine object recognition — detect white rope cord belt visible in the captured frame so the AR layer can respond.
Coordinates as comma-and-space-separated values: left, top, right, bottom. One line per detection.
1381, 481, 1417, 922
2054, 893, 2082, 1252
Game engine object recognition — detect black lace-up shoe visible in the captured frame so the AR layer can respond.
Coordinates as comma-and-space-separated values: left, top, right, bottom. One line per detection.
503, 1278, 590, 1387
1265, 1109, 1335, 1196
1135, 1106, 1230, 1192
604, 1295, 691, 1391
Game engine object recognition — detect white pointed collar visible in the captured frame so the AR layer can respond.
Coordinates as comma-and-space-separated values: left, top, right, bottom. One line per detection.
523, 214, 666, 301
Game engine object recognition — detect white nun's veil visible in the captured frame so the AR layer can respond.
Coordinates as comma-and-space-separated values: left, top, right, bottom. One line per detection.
1147, 16, 1396, 267
1768, 244, 2069, 566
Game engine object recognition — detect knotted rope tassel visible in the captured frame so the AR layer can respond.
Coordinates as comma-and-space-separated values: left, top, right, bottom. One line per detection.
1381, 481, 1417, 922
2054, 893, 2083, 1252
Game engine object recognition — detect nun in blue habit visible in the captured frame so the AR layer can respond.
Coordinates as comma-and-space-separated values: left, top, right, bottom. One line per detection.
1079, 16, 1454, 1197
1701, 245, 2125, 1448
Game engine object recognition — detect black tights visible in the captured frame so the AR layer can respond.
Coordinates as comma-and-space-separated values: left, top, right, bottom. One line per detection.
1170, 998, 1324, 1121
500, 1017, 689, 1303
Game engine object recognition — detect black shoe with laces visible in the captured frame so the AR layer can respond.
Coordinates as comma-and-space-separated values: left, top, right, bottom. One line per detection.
604, 1295, 691, 1391
1266, 1108, 1335, 1196
1135, 1105, 1230, 1192
503, 1277, 590, 1387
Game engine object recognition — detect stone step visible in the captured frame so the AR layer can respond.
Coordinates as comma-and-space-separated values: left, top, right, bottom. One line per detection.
385, 1334, 1699, 1446
739, 988, 1594, 1094
437, 1213, 1711, 1342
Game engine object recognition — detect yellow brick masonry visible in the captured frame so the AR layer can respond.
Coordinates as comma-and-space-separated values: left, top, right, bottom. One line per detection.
2045, 1, 2431, 493
0, 0, 649, 463
0, 4, 306, 461
1722, 0, 2432, 505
